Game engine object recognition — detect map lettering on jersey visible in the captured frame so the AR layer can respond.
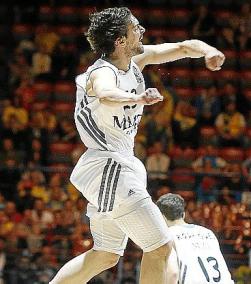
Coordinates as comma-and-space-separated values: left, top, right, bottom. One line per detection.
113, 114, 142, 131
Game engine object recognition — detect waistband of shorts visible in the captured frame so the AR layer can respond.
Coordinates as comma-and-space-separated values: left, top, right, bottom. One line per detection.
87, 148, 134, 156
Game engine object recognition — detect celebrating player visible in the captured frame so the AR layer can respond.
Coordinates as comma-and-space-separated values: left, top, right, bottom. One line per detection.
50, 7, 225, 284
157, 193, 234, 284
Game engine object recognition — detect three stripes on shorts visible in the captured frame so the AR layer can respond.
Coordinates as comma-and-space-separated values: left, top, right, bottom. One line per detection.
98, 158, 121, 212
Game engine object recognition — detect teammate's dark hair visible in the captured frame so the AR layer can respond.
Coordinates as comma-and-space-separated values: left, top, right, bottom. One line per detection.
156, 193, 185, 221
86, 7, 131, 55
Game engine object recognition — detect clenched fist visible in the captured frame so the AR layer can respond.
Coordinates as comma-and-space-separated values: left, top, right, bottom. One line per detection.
141, 88, 163, 105
205, 49, 225, 71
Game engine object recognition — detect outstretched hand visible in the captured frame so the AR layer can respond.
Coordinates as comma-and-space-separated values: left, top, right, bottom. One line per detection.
140, 88, 164, 105
205, 49, 225, 71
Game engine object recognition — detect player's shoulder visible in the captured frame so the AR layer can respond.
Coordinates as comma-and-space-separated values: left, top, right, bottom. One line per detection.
75, 72, 87, 86
76, 58, 118, 84
195, 225, 218, 239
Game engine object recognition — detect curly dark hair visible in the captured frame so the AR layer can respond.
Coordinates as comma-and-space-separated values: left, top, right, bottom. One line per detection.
156, 193, 185, 221
86, 7, 132, 55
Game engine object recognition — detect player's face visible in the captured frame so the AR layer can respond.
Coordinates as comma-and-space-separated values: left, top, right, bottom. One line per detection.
125, 15, 145, 57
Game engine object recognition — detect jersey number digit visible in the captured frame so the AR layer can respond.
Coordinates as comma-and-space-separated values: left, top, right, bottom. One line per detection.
197, 256, 221, 282
124, 89, 137, 110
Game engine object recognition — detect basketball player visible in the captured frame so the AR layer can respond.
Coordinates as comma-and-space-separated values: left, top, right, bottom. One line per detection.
157, 193, 234, 284
50, 7, 225, 284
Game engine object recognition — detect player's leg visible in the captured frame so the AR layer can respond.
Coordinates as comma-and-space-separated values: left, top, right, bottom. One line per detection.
140, 243, 172, 283
49, 214, 127, 284
49, 249, 119, 284
113, 197, 172, 284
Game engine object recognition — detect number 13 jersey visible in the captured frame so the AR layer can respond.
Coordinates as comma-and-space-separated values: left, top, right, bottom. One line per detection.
169, 224, 234, 284
74, 58, 145, 155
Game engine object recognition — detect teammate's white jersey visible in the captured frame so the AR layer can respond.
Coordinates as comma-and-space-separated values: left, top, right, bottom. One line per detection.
168, 224, 234, 284
74, 58, 145, 154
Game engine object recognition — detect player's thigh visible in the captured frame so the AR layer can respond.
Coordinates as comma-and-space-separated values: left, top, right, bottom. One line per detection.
114, 197, 171, 253
90, 213, 128, 256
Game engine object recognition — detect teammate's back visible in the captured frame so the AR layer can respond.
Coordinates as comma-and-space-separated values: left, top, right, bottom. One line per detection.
169, 224, 234, 284
156, 193, 234, 284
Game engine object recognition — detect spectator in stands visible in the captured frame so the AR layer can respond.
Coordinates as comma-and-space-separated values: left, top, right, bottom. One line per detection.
195, 85, 221, 126
31, 198, 54, 229
50, 210, 72, 262
235, 220, 251, 255
28, 138, 47, 166
145, 141, 170, 189
195, 161, 219, 203
34, 24, 60, 55
190, 5, 216, 45
221, 82, 237, 107
26, 112, 49, 161
48, 186, 67, 211
239, 3, 251, 36
155, 185, 170, 201
8, 49, 32, 93
42, 107, 57, 133
17, 171, 36, 211
218, 186, 236, 205
121, 259, 136, 282
14, 75, 35, 111
215, 101, 246, 147
1, 114, 28, 152
62, 199, 78, 227
134, 127, 147, 162
217, 26, 238, 50
192, 145, 227, 172
145, 111, 170, 149
51, 42, 79, 81
4, 202, 22, 224
55, 118, 78, 143
33, 246, 58, 282
29, 170, 48, 203
0, 158, 20, 201
2, 97, 28, 128
0, 138, 24, 165
32, 44, 52, 80
192, 145, 226, 203
221, 163, 245, 201
172, 101, 199, 148
27, 224, 45, 254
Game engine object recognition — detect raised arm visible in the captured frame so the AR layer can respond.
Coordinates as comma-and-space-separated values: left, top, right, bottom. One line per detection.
90, 67, 163, 106
133, 39, 225, 71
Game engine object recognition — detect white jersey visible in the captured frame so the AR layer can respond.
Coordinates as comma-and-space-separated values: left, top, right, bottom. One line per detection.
168, 224, 234, 284
74, 58, 145, 154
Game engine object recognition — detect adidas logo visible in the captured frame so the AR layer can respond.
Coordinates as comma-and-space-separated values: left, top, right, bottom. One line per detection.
128, 189, 135, 196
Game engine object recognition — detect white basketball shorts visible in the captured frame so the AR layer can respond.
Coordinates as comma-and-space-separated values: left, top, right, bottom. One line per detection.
90, 197, 171, 255
70, 149, 172, 255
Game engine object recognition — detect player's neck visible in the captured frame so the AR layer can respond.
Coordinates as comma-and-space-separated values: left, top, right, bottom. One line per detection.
105, 52, 131, 72
167, 219, 186, 227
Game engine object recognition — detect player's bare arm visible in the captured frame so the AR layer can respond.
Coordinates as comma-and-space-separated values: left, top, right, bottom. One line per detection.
90, 67, 163, 106
133, 40, 225, 72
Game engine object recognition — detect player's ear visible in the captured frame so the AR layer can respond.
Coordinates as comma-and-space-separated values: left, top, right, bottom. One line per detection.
115, 36, 126, 47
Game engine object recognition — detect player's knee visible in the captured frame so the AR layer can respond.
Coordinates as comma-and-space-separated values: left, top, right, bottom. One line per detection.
145, 241, 172, 259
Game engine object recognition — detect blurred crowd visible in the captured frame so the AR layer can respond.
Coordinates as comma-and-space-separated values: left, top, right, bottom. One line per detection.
0, 0, 251, 283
